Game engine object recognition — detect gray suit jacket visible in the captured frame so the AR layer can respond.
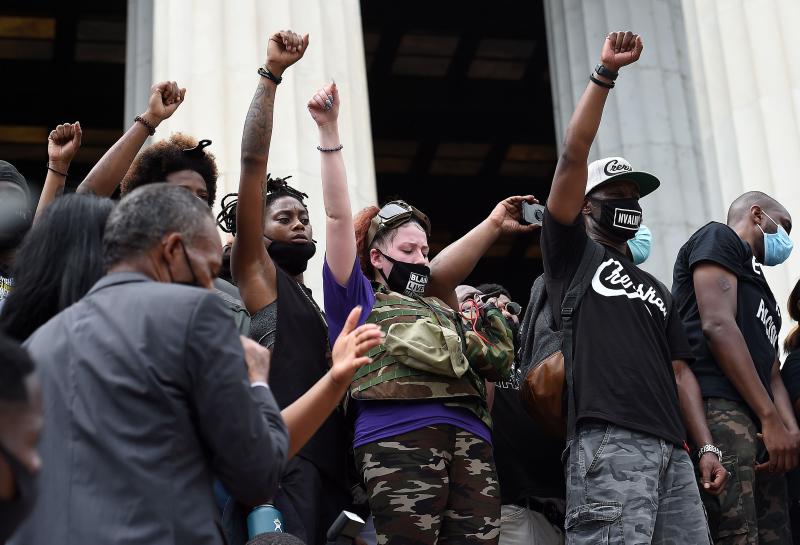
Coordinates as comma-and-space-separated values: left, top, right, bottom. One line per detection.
13, 272, 288, 545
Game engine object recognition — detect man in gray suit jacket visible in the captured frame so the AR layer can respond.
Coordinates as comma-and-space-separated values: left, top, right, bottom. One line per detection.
12, 184, 288, 545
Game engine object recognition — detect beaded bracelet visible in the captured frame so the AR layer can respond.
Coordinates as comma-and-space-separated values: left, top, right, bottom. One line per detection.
317, 144, 343, 152
134, 115, 156, 136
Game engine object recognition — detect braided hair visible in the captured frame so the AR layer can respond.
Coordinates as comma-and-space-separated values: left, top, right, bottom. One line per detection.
216, 174, 307, 235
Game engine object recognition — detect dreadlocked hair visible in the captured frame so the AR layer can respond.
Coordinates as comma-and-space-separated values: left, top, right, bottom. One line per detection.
215, 174, 306, 236
265, 174, 307, 208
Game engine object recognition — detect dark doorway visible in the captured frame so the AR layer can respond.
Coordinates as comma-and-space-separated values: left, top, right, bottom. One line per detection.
361, 0, 557, 303
0, 0, 126, 198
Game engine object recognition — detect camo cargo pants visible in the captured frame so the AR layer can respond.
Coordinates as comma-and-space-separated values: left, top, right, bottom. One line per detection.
565, 421, 711, 544
702, 398, 792, 544
354, 424, 501, 545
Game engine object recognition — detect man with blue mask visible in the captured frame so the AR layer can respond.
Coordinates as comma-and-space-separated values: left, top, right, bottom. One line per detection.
628, 224, 652, 265
672, 191, 797, 544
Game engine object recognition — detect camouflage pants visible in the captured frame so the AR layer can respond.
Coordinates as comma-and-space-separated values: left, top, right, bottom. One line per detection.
702, 398, 792, 544
354, 424, 501, 545
565, 421, 711, 544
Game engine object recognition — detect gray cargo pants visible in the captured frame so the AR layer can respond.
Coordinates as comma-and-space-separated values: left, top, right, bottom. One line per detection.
565, 421, 711, 544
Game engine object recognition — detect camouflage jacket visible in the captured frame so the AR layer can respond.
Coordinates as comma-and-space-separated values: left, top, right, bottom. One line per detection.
349, 286, 514, 428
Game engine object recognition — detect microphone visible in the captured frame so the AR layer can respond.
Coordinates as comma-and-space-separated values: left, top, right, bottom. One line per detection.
325, 510, 365, 545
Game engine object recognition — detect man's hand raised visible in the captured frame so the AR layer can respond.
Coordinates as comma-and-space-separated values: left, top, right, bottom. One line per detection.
266, 30, 309, 77
600, 31, 643, 72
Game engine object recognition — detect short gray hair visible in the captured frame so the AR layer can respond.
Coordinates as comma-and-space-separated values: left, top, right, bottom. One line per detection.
103, 183, 212, 268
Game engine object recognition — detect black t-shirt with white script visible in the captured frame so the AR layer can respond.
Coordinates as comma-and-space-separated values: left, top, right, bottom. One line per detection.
672, 222, 781, 402
541, 208, 693, 446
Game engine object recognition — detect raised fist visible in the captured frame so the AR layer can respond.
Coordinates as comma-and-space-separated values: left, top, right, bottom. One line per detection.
307, 82, 340, 127
146, 80, 186, 123
266, 30, 309, 76
47, 122, 82, 167
600, 31, 643, 72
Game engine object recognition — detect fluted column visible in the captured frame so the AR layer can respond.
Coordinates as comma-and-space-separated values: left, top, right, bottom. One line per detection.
544, 0, 712, 285
682, 0, 800, 333
127, 0, 377, 299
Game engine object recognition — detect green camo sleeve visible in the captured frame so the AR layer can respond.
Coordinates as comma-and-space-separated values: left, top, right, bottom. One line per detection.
463, 307, 514, 381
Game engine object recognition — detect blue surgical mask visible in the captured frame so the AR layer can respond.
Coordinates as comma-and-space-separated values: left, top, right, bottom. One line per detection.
627, 224, 652, 265
758, 211, 793, 266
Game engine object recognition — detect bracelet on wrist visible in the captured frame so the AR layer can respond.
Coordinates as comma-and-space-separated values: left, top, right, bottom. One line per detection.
258, 66, 282, 85
134, 115, 156, 136
317, 144, 343, 153
594, 63, 619, 81
698, 444, 722, 461
46, 163, 68, 177
589, 73, 615, 89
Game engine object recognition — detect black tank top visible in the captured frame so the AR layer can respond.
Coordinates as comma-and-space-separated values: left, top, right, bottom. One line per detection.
248, 267, 348, 486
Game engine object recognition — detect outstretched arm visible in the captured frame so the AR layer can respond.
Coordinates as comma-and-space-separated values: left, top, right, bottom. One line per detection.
427, 196, 538, 310
233, 30, 308, 314
36, 122, 82, 220
547, 31, 643, 224
76, 81, 185, 196
308, 82, 358, 286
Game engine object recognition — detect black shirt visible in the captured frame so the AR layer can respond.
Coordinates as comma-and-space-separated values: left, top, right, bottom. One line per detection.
249, 267, 349, 489
781, 351, 800, 408
781, 351, 800, 502
540, 208, 692, 446
492, 362, 565, 503
672, 222, 781, 402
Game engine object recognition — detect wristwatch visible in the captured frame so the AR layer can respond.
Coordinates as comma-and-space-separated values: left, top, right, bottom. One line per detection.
698, 444, 723, 460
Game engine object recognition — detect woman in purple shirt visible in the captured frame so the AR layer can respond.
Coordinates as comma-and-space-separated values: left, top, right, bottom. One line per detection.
308, 82, 539, 545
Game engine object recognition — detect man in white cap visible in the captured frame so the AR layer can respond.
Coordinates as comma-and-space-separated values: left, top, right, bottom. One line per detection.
540, 30, 727, 543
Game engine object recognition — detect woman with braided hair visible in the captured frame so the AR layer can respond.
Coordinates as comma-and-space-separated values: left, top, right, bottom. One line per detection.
309, 77, 540, 545
230, 30, 359, 545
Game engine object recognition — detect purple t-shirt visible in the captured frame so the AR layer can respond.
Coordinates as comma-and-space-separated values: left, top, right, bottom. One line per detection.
322, 256, 491, 448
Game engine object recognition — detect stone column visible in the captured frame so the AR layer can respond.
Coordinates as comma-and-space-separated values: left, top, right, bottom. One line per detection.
543, 0, 712, 284
127, 0, 377, 299
124, 0, 154, 129
682, 0, 800, 335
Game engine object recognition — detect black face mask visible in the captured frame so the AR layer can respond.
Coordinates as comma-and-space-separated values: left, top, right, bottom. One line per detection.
267, 239, 317, 276
378, 252, 430, 296
590, 197, 642, 242
0, 445, 37, 542
165, 241, 201, 287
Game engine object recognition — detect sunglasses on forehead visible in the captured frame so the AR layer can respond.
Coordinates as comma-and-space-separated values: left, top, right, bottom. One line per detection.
367, 200, 431, 248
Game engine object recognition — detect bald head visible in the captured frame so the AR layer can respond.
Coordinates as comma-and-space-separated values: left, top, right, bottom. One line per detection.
727, 191, 788, 226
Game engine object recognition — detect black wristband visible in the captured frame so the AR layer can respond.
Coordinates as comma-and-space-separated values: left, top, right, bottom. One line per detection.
47, 163, 68, 177
134, 115, 156, 136
589, 73, 615, 89
594, 63, 619, 81
258, 66, 282, 85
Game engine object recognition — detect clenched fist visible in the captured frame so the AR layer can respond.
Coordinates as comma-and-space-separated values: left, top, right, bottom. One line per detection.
600, 31, 643, 72
266, 30, 309, 77
47, 122, 82, 170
